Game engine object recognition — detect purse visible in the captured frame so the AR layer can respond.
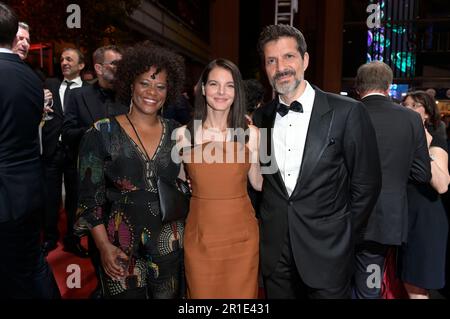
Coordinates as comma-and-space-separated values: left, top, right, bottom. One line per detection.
157, 176, 191, 223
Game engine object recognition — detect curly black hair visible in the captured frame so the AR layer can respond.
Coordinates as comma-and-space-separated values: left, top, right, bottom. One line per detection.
115, 41, 185, 106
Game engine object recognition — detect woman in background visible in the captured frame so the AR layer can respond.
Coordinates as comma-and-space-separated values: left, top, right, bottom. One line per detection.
401, 91, 450, 298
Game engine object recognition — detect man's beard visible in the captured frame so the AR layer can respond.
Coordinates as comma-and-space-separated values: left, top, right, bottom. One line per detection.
103, 71, 115, 84
271, 69, 302, 96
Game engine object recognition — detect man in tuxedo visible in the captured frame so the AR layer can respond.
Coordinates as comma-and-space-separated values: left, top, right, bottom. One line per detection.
42, 48, 89, 257
252, 24, 382, 299
0, 2, 60, 298
353, 61, 431, 298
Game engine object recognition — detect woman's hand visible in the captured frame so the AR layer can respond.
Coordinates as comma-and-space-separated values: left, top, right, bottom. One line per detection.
98, 242, 128, 280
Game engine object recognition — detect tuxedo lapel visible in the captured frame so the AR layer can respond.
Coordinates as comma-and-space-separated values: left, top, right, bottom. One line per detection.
291, 88, 334, 198
57, 80, 89, 117
260, 100, 289, 198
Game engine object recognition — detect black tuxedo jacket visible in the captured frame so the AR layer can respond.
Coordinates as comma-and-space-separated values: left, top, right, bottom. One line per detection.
62, 83, 128, 157
253, 86, 382, 289
41, 78, 89, 161
0, 53, 44, 222
361, 95, 431, 245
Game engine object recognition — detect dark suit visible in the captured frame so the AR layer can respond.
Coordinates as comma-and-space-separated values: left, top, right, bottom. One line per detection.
0, 52, 59, 298
62, 82, 129, 155
41, 78, 89, 245
353, 94, 431, 298
253, 86, 381, 298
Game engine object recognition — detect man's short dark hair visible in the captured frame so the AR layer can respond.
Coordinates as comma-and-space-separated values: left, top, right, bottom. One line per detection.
92, 45, 123, 65
257, 24, 308, 60
355, 61, 393, 95
0, 2, 18, 48
62, 47, 85, 65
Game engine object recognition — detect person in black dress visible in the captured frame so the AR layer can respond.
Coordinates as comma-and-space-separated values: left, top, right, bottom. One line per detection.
401, 91, 450, 298
75, 42, 186, 299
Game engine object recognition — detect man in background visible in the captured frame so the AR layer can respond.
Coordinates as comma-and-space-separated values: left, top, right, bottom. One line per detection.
12, 21, 30, 60
354, 61, 431, 298
42, 48, 89, 257
63, 45, 127, 152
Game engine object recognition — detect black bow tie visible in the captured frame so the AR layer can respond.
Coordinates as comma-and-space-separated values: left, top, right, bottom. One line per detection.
277, 101, 303, 117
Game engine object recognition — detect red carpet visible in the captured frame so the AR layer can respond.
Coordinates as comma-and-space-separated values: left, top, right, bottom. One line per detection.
45, 209, 97, 299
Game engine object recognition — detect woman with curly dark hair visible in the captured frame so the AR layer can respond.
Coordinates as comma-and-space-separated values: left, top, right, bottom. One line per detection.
75, 42, 186, 299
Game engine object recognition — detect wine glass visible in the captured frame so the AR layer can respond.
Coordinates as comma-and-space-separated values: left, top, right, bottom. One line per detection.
43, 97, 54, 121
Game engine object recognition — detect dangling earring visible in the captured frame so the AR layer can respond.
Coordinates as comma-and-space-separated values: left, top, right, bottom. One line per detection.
128, 97, 133, 114
201, 84, 205, 95
129, 86, 134, 114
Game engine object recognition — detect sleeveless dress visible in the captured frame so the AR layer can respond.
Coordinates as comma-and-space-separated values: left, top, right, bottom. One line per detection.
400, 130, 449, 289
183, 141, 259, 298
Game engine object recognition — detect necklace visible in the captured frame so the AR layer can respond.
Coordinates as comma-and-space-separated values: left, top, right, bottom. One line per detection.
125, 114, 154, 161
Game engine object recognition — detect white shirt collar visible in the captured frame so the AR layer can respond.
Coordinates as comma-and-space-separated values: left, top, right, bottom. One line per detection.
361, 92, 387, 99
63, 76, 82, 86
0, 48, 14, 54
278, 80, 315, 113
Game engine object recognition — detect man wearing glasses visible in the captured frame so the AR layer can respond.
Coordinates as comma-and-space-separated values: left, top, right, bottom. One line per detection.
63, 45, 126, 151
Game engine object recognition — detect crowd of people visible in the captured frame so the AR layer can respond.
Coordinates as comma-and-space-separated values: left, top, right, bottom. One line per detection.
1, 2, 449, 299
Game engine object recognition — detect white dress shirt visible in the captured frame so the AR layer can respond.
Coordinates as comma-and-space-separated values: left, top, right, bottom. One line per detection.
59, 76, 83, 111
273, 81, 316, 196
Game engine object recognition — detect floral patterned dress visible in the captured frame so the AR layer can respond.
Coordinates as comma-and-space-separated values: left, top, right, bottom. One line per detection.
75, 116, 184, 298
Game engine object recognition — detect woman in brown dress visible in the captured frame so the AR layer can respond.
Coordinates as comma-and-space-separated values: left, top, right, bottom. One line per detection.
176, 59, 262, 298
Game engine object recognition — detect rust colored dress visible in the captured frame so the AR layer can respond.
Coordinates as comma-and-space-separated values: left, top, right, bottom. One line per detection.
183, 141, 259, 299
